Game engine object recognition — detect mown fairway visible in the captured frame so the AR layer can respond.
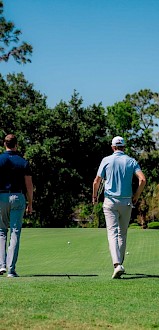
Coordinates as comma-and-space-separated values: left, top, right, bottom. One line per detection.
0, 228, 159, 330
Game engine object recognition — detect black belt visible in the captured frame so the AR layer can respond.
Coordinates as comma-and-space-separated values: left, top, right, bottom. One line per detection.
0, 190, 23, 193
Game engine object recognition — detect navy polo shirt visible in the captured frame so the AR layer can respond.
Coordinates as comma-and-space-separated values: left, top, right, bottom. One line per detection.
0, 151, 32, 193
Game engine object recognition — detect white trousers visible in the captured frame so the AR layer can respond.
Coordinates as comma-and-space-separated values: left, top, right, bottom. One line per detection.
103, 197, 132, 266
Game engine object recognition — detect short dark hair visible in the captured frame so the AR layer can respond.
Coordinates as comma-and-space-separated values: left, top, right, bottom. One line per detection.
114, 146, 125, 151
4, 134, 17, 149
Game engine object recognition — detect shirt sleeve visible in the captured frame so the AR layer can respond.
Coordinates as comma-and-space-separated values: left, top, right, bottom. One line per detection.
97, 158, 106, 179
24, 161, 32, 176
133, 159, 141, 174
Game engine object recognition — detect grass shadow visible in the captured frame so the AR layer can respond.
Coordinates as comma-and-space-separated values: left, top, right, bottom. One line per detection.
22, 274, 98, 279
122, 273, 159, 279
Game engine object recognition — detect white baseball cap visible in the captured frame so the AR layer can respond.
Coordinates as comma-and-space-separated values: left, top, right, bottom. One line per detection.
111, 136, 125, 147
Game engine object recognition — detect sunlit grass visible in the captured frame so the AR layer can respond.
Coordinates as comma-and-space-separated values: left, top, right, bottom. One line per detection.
0, 228, 159, 329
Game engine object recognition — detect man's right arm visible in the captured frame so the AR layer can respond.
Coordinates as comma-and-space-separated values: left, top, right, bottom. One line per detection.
25, 175, 33, 214
92, 158, 106, 204
92, 176, 102, 204
132, 170, 146, 204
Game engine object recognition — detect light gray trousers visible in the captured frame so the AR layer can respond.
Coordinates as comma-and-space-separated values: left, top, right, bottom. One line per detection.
103, 197, 132, 266
0, 193, 26, 274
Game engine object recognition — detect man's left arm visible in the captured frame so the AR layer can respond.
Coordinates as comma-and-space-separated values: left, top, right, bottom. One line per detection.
132, 170, 146, 204
25, 175, 33, 214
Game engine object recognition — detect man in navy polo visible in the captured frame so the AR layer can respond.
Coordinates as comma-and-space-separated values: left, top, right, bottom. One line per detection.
92, 136, 146, 279
0, 134, 33, 277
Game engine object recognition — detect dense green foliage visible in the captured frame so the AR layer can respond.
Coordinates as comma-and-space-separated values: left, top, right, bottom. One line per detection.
0, 73, 159, 227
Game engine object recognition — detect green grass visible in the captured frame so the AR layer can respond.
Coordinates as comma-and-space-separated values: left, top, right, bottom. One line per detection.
0, 228, 159, 329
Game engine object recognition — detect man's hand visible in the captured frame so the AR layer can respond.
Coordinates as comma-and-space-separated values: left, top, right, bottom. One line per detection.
92, 196, 98, 205
132, 193, 139, 205
26, 204, 32, 214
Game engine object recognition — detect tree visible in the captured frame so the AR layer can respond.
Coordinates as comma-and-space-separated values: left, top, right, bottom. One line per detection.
106, 89, 159, 156
125, 89, 159, 153
0, 1, 32, 63
106, 100, 139, 157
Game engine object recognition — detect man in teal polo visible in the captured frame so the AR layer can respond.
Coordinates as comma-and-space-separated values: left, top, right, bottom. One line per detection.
92, 136, 146, 279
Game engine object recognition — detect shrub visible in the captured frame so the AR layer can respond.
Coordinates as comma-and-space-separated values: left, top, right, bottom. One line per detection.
147, 221, 159, 229
129, 222, 141, 229
72, 202, 105, 228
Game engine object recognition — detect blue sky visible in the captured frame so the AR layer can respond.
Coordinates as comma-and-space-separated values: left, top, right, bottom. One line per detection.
1, 0, 159, 108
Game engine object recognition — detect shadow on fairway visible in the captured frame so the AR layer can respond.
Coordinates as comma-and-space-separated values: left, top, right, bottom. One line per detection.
122, 273, 159, 279
22, 274, 98, 279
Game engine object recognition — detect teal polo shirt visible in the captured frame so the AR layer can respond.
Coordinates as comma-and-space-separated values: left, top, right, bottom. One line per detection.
97, 151, 141, 198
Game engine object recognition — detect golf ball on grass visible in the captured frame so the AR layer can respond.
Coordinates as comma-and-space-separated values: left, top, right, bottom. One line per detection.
68, 241, 70, 244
